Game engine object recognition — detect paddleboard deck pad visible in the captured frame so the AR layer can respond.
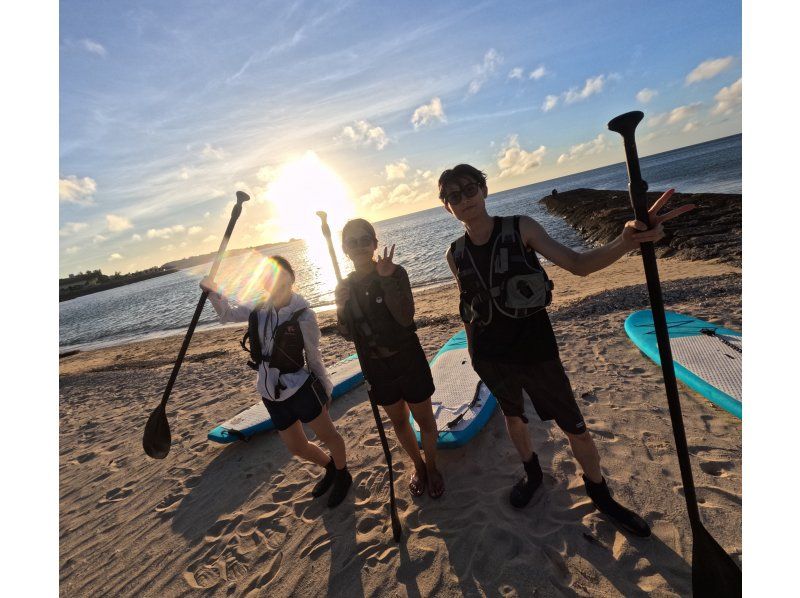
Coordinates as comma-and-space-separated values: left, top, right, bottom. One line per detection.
410, 330, 497, 448
624, 310, 741, 419
208, 354, 364, 443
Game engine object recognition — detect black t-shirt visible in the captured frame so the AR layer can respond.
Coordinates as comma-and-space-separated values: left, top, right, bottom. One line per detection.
456, 216, 560, 364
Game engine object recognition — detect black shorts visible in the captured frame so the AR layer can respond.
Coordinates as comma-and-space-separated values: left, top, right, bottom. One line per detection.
364, 340, 435, 407
472, 358, 586, 435
262, 377, 328, 432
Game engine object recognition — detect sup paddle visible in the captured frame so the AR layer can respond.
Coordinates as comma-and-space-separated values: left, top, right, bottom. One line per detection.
316, 211, 403, 543
608, 111, 742, 596
143, 191, 250, 459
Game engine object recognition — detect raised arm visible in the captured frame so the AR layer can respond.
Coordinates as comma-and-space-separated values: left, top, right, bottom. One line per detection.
200, 277, 251, 322
520, 189, 693, 276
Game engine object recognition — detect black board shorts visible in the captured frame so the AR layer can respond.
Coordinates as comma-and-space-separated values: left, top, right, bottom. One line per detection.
472, 358, 587, 435
262, 376, 328, 432
364, 340, 435, 407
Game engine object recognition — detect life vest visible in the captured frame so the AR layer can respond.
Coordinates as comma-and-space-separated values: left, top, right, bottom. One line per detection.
453, 216, 553, 327
240, 307, 307, 373
346, 273, 417, 353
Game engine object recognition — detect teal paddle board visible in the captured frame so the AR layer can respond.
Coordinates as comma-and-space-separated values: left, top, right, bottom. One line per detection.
624, 310, 741, 419
208, 353, 364, 443
409, 330, 497, 448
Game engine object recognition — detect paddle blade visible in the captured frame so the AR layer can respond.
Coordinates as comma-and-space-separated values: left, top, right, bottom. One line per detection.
691, 525, 742, 597
143, 404, 171, 459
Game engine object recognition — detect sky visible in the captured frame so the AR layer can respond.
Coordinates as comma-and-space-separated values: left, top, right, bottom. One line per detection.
59, 0, 742, 277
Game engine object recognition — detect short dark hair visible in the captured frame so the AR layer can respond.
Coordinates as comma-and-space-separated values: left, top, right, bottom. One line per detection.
269, 255, 295, 282
438, 164, 488, 201
342, 218, 377, 244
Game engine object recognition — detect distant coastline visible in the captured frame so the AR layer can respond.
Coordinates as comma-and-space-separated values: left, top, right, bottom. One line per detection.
59, 238, 300, 302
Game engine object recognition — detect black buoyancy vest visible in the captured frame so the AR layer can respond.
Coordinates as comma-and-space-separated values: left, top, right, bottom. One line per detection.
453, 216, 553, 326
347, 273, 417, 351
240, 307, 307, 373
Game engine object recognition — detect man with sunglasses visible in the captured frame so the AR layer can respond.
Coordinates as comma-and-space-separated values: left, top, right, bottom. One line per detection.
440, 163, 693, 536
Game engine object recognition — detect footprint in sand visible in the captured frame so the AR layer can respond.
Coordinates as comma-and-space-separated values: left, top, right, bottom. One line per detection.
699, 459, 735, 478
75, 451, 97, 464
154, 490, 185, 516
241, 551, 283, 595
98, 481, 136, 505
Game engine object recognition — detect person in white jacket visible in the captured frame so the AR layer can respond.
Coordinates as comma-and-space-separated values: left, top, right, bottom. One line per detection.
201, 256, 352, 508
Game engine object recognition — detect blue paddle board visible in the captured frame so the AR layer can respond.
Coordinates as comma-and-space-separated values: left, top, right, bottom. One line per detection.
409, 330, 497, 449
208, 353, 364, 443
624, 310, 741, 419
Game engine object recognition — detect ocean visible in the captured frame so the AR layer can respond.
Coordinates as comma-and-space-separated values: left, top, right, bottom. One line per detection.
59, 134, 741, 352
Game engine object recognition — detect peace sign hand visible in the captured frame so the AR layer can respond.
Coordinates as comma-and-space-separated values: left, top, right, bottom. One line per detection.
375, 244, 397, 277
621, 188, 696, 248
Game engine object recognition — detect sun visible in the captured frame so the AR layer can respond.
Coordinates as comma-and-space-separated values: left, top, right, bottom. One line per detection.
265, 151, 356, 243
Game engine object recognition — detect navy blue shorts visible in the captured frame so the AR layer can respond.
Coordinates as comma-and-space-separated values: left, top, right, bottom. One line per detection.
262, 377, 328, 431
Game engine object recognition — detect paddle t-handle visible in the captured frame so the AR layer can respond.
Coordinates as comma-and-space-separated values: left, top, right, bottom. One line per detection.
316, 211, 343, 283
607, 111, 652, 226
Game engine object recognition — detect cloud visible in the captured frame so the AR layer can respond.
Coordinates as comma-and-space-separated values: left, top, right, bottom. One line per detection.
59, 175, 97, 205
685, 56, 734, 85
80, 38, 107, 57
541, 94, 559, 112
359, 170, 435, 211
106, 214, 133, 232
59, 221, 88, 236
201, 143, 226, 160
508, 67, 523, 80
338, 120, 390, 150
93, 234, 108, 244
648, 102, 703, 128
65, 246, 80, 255
108, 253, 123, 261
636, 88, 658, 103
131, 234, 142, 242
557, 134, 609, 164
384, 160, 409, 181
147, 225, 186, 239
257, 165, 278, 182
204, 212, 211, 219
411, 97, 447, 129
564, 74, 607, 104
712, 78, 742, 115
497, 135, 546, 178
202, 235, 218, 244
468, 48, 503, 95
188, 226, 203, 235
682, 122, 698, 133
529, 66, 547, 80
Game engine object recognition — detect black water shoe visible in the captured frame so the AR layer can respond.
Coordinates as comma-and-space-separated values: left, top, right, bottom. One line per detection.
583, 475, 651, 537
510, 453, 543, 509
312, 458, 336, 498
327, 466, 353, 508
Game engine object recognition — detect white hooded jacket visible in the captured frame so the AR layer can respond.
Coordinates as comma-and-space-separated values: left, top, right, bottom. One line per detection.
207, 291, 333, 402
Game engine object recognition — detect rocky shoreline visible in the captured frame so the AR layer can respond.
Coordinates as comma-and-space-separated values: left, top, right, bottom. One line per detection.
540, 189, 742, 266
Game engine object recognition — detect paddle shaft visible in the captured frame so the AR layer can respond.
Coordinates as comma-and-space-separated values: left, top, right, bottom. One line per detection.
316, 212, 402, 542
612, 119, 702, 526
157, 197, 247, 410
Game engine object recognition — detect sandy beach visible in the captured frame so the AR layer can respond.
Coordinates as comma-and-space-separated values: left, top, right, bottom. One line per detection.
59, 255, 742, 597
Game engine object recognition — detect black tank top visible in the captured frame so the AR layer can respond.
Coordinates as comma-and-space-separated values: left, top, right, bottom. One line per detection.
457, 216, 560, 364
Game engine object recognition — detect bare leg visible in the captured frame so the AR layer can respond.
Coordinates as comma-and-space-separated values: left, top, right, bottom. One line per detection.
278, 421, 331, 467
565, 430, 602, 483
382, 401, 427, 495
505, 415, 535, 462
306, 407, 347, 469
408, 399, 444, 498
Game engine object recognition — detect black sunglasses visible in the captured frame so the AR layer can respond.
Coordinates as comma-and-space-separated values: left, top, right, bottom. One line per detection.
344, 235, 375, 249
443, 182, 481, 206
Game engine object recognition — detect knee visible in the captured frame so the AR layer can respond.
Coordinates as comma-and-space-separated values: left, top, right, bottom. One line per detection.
416, 414, 437, 435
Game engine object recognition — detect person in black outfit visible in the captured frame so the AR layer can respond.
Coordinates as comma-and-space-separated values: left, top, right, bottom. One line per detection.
335, 219, 444, 499
440, 164, 694, 536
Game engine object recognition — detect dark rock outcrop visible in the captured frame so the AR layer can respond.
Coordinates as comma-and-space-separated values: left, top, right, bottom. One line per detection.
540, 189, 741, 266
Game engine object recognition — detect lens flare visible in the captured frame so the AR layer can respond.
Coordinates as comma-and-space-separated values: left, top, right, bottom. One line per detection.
193, 252, 284, 306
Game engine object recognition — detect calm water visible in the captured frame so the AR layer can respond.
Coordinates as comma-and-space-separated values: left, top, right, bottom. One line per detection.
60, 134, 741, 352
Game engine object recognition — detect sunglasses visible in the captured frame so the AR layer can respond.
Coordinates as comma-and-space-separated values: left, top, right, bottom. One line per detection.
443, 182, 481, 206
344, 235, 375, 249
